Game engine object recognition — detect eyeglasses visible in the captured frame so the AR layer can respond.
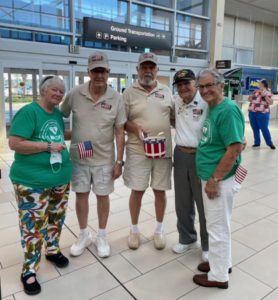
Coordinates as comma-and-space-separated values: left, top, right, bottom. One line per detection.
196, 82, 220, 90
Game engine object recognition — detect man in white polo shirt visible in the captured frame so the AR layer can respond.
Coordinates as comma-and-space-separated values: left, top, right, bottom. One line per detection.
172, 69, 209, 261
61, 51, 126, 258
123, 52, 173, 250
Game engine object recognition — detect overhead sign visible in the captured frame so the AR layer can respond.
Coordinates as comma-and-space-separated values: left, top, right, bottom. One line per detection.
83, 17, 172, 50
215, 60, 231, 69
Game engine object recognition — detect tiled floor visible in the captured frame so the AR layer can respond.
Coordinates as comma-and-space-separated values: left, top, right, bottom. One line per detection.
1, 121, 278, 299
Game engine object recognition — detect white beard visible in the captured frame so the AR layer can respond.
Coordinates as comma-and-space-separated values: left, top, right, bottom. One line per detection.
139, 76, 155, 87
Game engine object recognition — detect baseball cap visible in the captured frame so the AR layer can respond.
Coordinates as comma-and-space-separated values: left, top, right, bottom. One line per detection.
138, 52, 158, 66
173, 69, 196, 85
88, 51, 110, 71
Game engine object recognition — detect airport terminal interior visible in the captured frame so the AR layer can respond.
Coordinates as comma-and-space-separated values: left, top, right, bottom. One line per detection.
1, 0, 278, 299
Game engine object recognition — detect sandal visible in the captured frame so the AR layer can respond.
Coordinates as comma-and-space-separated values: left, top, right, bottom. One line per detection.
21, 273, 41, 295
46, 252, 69, 268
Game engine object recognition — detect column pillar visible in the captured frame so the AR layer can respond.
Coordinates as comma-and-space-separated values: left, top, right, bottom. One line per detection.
0, 62, 6, 146
209, 0, 225, 68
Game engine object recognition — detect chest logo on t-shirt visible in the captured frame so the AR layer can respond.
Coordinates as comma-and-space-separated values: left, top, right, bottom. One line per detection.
154, 92, 165, 99
39, 120, 64, 143
49, 127, 58, 135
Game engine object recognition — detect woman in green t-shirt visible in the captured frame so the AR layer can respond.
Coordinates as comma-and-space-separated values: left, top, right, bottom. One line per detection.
9, 75, 72, 295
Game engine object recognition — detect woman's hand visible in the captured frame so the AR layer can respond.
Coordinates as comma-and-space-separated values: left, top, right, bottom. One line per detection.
49, 143, 66, 152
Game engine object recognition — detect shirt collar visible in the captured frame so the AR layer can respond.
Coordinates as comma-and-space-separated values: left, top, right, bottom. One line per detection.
179, 91, 200, 108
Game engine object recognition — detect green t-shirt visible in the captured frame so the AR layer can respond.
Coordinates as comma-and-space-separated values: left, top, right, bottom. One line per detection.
9, 102, 72, 188
196, 98, 245, 181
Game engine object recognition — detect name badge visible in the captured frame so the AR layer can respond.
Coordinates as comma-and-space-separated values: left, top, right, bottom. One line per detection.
192, 108, 203, 121
98, 101, 112, 110
154, 92, 165, 99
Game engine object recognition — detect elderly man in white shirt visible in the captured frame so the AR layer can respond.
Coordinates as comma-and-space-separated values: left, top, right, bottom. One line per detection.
172, 69, 209, 262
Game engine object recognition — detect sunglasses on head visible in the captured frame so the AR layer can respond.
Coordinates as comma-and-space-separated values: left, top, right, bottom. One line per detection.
41, 75, 55, 85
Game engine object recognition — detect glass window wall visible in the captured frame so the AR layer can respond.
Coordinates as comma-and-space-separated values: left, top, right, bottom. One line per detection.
82, 40, 127, 51
176, 0, 209, 16
131, 4, 172, 31
0, 28, 33, 40
135, 0, 173, 9
75, 0, 128, 35
0, 0, 211, 60
176, 14, 208, 50
36, 33, 71, 45
0, 0, 70, 31
175, 48, 207, 59
235, 49, 253, 65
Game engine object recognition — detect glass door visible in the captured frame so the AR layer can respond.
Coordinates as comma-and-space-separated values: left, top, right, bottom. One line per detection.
108, 74, 127, 94
4, 68, 39, 130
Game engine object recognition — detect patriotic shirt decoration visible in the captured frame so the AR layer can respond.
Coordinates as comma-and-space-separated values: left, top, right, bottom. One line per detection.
234, 165, 248, 184
143, 136, 166, 159
77, 141, 93, 159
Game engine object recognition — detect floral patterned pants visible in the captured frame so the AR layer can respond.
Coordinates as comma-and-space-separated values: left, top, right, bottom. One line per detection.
13, 183, 70, 276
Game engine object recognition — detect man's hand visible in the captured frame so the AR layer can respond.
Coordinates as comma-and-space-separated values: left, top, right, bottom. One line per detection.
205, 178, 220, 200
125, 121, 147, 141
136, 126, 147, 141
112, 164, 122, 180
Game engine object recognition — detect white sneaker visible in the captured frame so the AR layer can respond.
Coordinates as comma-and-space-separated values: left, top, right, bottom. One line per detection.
202, 251, 209, 262
96, 236, 110, 258
70, 231, 93, 256
172, 242, 199, 254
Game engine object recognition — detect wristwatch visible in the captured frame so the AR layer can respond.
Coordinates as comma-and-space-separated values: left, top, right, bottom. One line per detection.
115, 160, 125, 166
211, 175, 221, 183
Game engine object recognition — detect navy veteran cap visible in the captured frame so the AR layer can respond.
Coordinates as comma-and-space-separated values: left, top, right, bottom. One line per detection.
173, 69, 196, 85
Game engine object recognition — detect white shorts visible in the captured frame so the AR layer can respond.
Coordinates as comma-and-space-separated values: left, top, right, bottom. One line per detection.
71, 162, 114, 196
123, 150, 172, 191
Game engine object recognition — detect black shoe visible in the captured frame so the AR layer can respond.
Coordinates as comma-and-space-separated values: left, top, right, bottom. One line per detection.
269, 144, 276, 150
252, 144, 260, 148
21, 273, 41, 295
45, 252, 69, 268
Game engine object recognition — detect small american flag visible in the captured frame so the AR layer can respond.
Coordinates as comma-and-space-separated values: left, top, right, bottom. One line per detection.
77, 141, 93, 159
235, 165, 248, 184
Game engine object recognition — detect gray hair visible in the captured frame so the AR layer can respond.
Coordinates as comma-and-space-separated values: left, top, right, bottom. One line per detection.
39, 75, 65, 95
196, 68, 225, 84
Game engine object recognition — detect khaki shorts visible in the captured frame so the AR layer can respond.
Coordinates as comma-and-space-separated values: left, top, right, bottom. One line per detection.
71, 162, 114, 195
123, 151, 172, 191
